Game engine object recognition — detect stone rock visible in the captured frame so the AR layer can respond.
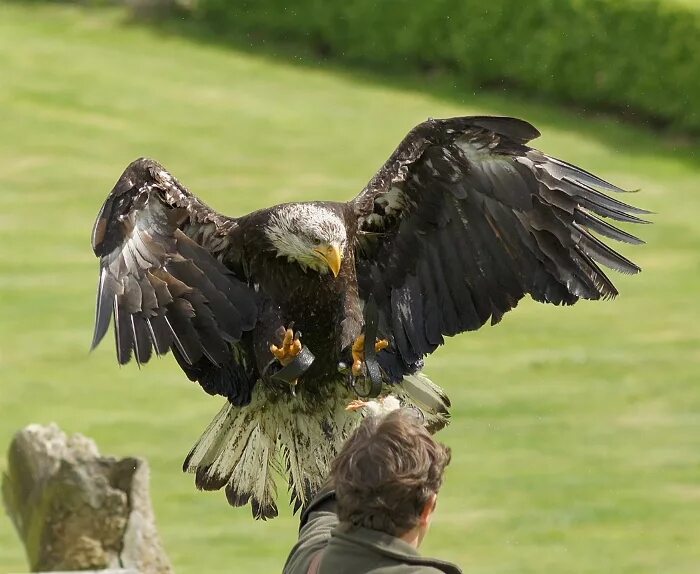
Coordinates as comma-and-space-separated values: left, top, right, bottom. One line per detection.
2, 424, 172, 573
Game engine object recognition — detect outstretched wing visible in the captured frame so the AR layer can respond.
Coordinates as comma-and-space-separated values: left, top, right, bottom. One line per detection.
351, 116, 648, 377
91, 158, 257, 378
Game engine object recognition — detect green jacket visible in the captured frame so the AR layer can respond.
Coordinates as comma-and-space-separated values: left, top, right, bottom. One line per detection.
283, 490, 462, 574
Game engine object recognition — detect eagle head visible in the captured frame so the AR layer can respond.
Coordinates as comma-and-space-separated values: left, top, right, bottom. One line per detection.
264, 204, 347, 277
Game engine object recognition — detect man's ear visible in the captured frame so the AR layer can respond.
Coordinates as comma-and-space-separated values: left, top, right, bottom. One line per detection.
419, 493, 437, 526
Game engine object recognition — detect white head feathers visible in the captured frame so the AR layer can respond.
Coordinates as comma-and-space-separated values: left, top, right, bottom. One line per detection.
264, 203, 347, 274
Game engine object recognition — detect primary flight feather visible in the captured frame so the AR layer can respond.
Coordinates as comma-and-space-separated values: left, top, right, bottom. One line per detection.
90, 116, 647, 518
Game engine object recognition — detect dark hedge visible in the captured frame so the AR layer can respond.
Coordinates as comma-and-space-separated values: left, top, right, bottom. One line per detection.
195, 0, 700, 133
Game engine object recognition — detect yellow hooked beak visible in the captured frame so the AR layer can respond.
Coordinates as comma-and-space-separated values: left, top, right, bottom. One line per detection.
315, 243, 342, 278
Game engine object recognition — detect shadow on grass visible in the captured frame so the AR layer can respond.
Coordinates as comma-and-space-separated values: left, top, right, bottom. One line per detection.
9, 0, 695, 169
122, 9, 700, 170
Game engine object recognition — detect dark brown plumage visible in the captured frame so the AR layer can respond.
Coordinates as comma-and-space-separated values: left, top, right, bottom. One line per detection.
90, 116, 647, 518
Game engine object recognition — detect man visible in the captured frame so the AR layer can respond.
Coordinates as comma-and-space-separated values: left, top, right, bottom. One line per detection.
283, 408, 461, 573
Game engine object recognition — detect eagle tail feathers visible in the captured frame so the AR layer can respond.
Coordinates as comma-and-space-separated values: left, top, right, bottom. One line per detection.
184, 372, 451, 519
183, 384, 358, 519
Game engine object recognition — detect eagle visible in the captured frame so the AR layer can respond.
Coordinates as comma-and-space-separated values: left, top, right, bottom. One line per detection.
90, 116, 647, 519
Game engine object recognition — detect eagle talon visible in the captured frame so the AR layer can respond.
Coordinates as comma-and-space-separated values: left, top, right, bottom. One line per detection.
269, 328, 304, 391
351, 334, 389, 377
270, 328, 302, 366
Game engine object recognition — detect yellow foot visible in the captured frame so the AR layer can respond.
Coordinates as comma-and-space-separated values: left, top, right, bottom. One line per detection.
270, 328, 302, 366
351, 334, 389, 377
270, 328, 303, 392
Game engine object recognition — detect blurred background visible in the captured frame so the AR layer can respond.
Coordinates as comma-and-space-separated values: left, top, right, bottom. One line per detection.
0, 0, 699, 572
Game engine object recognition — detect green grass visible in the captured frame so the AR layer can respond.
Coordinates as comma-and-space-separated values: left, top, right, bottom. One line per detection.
1, 3, 699, 573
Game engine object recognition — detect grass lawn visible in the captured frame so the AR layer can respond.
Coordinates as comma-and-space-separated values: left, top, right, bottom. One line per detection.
1, 3, 699, 573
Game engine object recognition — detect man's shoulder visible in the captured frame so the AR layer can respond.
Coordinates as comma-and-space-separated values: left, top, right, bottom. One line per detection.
390, 567, 454, 573
325, 525, 462, 574
283, 489, 339, 574
371, 565, 456, 573
368, 559, 461, 574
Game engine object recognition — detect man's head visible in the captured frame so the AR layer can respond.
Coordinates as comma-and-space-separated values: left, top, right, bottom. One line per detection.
331, 409, 451, 546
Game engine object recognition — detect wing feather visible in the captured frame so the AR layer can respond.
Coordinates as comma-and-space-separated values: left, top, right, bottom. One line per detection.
91, 158, 259, 402
131, 313, 153, 365
351, 116, 647, 375
147, 314, 173, 356
92, 267, 115, 350
574, 208, 644, 245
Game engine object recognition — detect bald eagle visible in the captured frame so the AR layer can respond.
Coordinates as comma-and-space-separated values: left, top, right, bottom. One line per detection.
90, 116, 647, 519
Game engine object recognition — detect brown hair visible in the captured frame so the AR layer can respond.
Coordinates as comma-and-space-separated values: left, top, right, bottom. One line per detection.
331, 409, 451, 536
